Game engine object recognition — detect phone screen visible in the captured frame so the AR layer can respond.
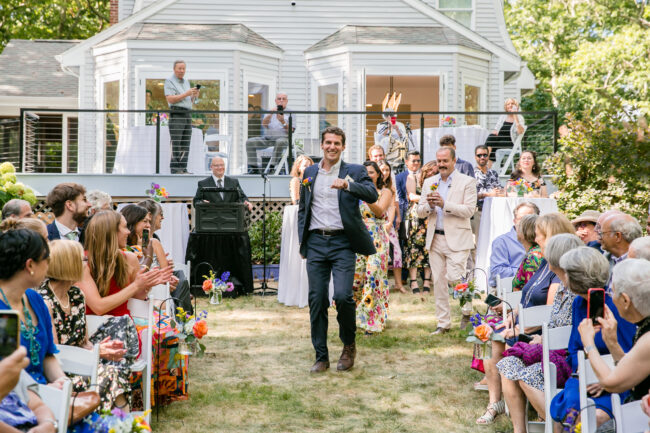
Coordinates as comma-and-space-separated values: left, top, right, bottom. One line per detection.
0, 311, 20, 358
588, 289, 605, 325
142, 229, 150, 249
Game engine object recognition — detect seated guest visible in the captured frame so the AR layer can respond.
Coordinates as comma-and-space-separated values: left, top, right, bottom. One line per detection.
599, 211, 643, 271
87, 190, 113, 214
78, 210, 170, 316
2, 217, 48, 240
497, 234, 583, 432
0, 348, 29, 399
193, 157, 252, 211
629, 236, 650, 260
506, 151, 548, 198
289, 155, 314, 205
550, 247, 637, 430
245, 92, 295, 174
1, 198, 33, 220
45, 182, 90, 241
39, 239, 133, 411
489, 202, 540, 288
571, 210, 601, 251
120, 204, 152, 258
473, 144, 503, 233
478, 233, 582, 425
512, 214, 543, 291
439, 134, 475, 178
577, 259, 650, 407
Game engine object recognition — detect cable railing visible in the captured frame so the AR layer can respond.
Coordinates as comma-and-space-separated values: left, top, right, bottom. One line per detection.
6, 108, 557, 175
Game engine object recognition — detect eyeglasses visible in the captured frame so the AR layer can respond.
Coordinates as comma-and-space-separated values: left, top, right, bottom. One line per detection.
596, 229, 619, 238
476, 154, 489, 158
574, 222, 594, 229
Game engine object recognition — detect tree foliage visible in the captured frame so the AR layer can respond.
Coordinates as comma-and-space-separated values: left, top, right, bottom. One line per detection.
0, 0, 110, 53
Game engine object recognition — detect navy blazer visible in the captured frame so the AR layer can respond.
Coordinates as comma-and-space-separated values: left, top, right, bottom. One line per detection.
46, 222, 61, 241
395, 171, 409, 221
298, 160, 378, 257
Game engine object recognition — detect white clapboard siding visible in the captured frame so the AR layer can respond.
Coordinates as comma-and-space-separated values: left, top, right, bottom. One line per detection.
119, 0, 136, 22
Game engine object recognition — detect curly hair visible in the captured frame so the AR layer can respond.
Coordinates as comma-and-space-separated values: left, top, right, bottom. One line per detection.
0, 228, 49, 280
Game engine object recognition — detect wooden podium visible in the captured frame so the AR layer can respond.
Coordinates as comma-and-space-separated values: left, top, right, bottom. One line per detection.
194, 202, 248, 233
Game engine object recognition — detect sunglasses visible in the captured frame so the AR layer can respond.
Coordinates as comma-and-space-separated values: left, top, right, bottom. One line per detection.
476, 153, 489, 158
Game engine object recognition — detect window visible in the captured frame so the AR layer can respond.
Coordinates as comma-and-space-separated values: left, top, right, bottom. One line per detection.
318, 83, 339, 133
247, 82, 269, 139
439, 0, 473, 28
464, 84, 480, 125
104, 80, 119, 173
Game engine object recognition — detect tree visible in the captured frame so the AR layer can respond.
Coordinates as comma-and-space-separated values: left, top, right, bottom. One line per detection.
0, 0, 110, 53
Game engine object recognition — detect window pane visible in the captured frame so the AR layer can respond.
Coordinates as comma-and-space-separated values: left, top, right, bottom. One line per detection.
248, 82, 269, 138
104, 80, 119, 173
145, 79, 167, 125
67, 117, 78, 173
442, 10, 472, 27
464, 84, 480, 125
318, 83, 338, 133
439, 0, 471, 9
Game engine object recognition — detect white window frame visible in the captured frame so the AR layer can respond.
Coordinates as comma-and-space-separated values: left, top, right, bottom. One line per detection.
310, 74, 343, 142
461, 74, 486, 127
438, 0, 474, 30
98, 73, 122, 174
242, 71, 277, 143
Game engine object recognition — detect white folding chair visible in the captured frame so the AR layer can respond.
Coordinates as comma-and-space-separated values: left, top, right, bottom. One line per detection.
86, 315, 109, 337
496, 275, 515, 298
518, 304, 552, 333
498, 131, 525, 176
37, 379, 72, 433
611, 393, 650, 433
150, 282, 173, 316
578, 350, 615, 433
55, 344, 100, 392
503, 290, 523, 324
127, 298, 154, 424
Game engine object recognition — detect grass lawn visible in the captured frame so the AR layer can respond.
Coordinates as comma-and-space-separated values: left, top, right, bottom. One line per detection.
152, 291, 513, 433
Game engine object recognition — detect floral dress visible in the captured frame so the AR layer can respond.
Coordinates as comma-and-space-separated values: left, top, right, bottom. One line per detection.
512, 245, 543, 291
353, 201, 390, 333
39, 280, 134, 411
404, 184, 429, 269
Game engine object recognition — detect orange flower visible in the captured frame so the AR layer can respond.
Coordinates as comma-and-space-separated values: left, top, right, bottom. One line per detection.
193, 320, 208, 339
474, 323, 493, 342
455, 283, 469, 293
202, 279, 213, 293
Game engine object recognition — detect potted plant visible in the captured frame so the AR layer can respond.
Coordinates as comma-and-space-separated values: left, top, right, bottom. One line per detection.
248, 210, 283, 281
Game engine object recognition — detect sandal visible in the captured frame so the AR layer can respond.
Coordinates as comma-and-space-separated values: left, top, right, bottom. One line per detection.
410, 279, 420, 294
422, 277, 432, 293
476, 400, 505, 425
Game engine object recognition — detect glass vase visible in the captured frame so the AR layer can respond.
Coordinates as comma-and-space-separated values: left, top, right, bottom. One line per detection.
473, 342, 492, 360
178, 340, 195, 356
210, 290, 222, 305
517, 188, 525, 197
461, 299, 473, 316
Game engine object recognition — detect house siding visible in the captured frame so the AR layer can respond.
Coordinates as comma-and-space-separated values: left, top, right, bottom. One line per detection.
119, 0, 135, 22
474, 0, 507, 49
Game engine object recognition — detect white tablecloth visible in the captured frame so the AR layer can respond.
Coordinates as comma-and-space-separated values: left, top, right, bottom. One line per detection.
475, 197, 558, 292
411, 126, 490, 163
116, 202, 189, 267
113, 126, 206, 174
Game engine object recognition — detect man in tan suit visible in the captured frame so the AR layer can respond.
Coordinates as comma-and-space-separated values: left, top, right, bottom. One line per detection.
417, 147, 477, 334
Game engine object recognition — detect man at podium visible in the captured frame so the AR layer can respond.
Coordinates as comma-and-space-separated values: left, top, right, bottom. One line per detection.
193, 157, 253, 211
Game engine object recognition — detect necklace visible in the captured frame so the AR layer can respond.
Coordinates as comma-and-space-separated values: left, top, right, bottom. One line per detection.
0, 287, 41, 366
49, 282, 70, 310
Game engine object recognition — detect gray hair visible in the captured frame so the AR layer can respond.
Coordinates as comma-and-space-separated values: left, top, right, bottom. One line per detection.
545, 233, 583, 268
1, 199, 30, 220
436, 146, 456, 160
86, 190, 112, 212
629, 236, 650, 260
518, 214, 538, 245
559, 246, 610, 295
612, 258, 650, 317
514, 201, 541, 218
609, 217, 643, 243
173, 60, 186, 69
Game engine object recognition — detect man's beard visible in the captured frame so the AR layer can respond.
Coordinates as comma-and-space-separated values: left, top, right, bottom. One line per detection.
72, 209, 88, 225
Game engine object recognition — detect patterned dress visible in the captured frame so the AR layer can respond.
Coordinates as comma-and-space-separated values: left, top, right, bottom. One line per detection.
496, 284, 576, 390
404, 184, 429, 269
512, 245, 543, 291
353, 201, 390, 333
39, 280, 133, 411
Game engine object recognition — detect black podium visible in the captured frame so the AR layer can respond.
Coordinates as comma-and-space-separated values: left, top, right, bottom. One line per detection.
185, 202, 253, 297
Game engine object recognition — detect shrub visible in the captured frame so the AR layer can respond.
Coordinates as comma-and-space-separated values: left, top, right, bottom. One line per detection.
248, 211, 283, 264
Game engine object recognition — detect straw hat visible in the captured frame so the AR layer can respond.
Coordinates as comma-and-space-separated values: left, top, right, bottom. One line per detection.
571, 210, 601, 225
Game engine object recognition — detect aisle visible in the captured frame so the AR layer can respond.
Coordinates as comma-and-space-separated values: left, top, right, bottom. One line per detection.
154, 292, 509, 433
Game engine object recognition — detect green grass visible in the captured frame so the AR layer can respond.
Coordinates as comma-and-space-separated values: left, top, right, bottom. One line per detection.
151, 292, 513, 433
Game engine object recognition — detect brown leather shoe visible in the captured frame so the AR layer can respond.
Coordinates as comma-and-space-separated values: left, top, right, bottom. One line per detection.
337, 343, 356, 371
309, 361, 330, 374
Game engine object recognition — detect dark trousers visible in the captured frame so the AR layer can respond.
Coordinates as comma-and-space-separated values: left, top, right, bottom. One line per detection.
305, 233, 357, 362
169, 109, 192, 172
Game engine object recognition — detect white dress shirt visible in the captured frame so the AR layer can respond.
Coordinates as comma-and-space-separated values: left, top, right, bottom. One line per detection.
212, 174, 225, 199
55, 219, 78, 241
309, 159, 344, 231
434, 171, 455, 230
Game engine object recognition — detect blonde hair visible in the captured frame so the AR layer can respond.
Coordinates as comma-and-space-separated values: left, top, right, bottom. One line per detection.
84, 210, 130, 297
0, 217, 47, 239
289, 155, 314, 178
536, 213, 575, 240
504, 98, 519, 110
47, 240, 84, 282
367, 144, 385, 159
418, 161, 438, 186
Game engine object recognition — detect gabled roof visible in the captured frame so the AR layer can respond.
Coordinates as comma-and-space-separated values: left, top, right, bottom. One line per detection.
0, 40, 78, 97
96, 23, 281, 51
306, 26, 487, 53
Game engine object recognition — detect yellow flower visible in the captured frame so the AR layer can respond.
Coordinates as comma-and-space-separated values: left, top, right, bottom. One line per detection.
362, 294, 373, 309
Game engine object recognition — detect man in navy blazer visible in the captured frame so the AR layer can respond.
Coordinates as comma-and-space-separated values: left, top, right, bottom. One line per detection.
298, 126, 378, 373
46, 182, 89, 242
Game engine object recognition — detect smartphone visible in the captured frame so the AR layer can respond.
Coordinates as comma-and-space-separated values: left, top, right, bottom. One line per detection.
517, 333, 533, 344
587, 288, 605, 325
485, 293, 501, 308
390, 116, 397, 125
195, 84, 201, 90
277, 104, 284, 112
0, 310, 20, 358
142, 228, 150, 249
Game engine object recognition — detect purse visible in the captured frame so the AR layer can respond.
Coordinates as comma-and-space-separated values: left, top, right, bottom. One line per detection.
68, 391, 101, 425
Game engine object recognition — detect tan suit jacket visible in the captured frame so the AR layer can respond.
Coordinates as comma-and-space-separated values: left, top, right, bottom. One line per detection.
416, 171, 477, 252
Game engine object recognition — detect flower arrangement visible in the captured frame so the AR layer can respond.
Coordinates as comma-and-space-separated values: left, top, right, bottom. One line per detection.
85, 408, 151, 432
448, 278, 481, 309
430, 182, 439, 192
151, 112, 169, 126
466, 313, 505, 359
0, 162, 38, 208
145, 182, 168, 202
441, 116, 457, 127
202, 270, 234, 304
302, 177, 313, 192
508, 179, 534, 197
172, 307, 208, 356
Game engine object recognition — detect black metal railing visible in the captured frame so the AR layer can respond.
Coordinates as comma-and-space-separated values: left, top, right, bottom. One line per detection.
7, 109, 556, 175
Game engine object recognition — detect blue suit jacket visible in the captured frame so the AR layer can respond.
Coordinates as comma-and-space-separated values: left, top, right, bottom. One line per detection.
298, 161, 379, 257
395, 170, 409, 221
46, 222, 61, 241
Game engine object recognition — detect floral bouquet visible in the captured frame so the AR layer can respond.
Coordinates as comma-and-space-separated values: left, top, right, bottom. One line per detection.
85, 408, 151, 432
466, 313, 505, 359
430, 182, 439, 192
151, 112, 169, 126
202, 270, 234, 304
448, 275, 481, 316
145, 182, 168, 202
0, 162, 38, 208
507, 179, 533, 197
441, 116, 457, 127
172, 307, 208, 356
